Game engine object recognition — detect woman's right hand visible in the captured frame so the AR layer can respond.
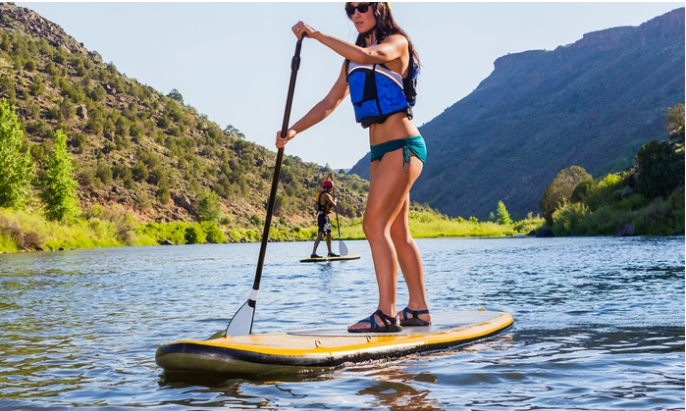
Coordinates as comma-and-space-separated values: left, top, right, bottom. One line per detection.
292, 21, 316, 39
275, 128, 297, 149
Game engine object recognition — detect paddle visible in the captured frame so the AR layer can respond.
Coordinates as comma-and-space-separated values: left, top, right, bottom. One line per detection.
329, 174, 348, 256
224, 35, 306, 337
334, 204, 349, 256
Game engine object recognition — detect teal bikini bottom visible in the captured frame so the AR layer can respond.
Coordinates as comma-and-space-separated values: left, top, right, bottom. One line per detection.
370, 135, 426, 172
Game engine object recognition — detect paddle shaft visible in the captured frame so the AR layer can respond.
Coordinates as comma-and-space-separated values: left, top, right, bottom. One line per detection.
332, 179, 348, 255
335, 207, 342, 240
225, 36, 305, 336
253, 36, 305, 293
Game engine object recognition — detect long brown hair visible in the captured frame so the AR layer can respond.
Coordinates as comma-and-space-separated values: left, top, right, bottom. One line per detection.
348, 2, 420, 69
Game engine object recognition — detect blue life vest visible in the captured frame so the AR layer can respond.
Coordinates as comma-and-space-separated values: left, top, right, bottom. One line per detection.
346, 47, 418, 128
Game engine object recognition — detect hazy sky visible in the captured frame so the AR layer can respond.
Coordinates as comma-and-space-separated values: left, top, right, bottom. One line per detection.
16, 2, 682, 170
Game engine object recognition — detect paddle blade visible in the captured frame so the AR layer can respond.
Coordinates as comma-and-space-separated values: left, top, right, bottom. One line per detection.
339, 240, 349, 256
224, 299, 255, 337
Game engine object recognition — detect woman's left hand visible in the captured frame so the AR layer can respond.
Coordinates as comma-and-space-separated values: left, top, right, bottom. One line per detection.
292, 21, 316, 39
275, 128, 297, 149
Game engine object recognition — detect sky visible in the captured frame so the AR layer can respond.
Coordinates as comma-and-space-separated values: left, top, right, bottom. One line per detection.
15, 2, 683, 170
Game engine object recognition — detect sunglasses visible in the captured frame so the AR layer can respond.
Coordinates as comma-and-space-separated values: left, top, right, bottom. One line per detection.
345, 3, 372, 17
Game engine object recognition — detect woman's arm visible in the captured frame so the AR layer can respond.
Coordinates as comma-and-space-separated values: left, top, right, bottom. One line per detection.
313, 30, 406, 65
276, 62, 349, 148
293, 21, 406, 65
291, 62, 349, 133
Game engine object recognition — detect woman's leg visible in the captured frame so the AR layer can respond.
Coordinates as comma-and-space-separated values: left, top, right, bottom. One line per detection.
391, 196, 431, 323
348, 149, 423, 330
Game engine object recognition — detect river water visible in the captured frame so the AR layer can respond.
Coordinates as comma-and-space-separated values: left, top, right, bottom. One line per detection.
0, 236, 683, 410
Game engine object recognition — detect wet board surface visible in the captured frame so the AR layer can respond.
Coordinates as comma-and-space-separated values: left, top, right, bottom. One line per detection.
156, 310, 513, 376
299, 253, 361, 263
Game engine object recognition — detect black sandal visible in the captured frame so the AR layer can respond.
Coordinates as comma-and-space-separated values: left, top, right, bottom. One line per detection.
348, 309, 402, 333
400, 307, 431, 326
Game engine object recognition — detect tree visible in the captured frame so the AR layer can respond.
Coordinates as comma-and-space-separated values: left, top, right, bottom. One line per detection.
167, 88, 184, 104
0, 99, 33, 209
196, 191, 221, 223
666, 104, 684, 144
539, 165, 591, 226
635, 139, 684, 200
496, 200, 512, 225
224, 124, 245, 139
41, 129, 79, 221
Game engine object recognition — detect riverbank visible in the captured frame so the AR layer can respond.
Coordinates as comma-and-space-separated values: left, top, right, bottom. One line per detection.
0, 206, 544, 253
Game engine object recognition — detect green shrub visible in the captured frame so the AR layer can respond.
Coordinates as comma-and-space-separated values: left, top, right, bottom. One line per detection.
184, 224, 206, 244
551, 202, 588, 236
96, 164, 113, 185
636, 139, 684, 200
157, 185, 170, 204
89, 85, 107, 102
201, 221, 226, 243
23, 59, 35, 71
540, 165, 592, 226
29, 76, 44, 96
132, 161, 148, 182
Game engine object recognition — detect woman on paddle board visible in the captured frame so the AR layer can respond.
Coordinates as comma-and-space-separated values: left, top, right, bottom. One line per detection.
276, 2, 430, 332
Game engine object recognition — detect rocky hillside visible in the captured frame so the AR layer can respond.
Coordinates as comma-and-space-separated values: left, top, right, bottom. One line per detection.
351, 8, 685, 220
0, 3, 370, 227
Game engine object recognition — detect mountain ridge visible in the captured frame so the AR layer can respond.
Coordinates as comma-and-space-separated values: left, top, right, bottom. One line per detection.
350, 8, 685, 220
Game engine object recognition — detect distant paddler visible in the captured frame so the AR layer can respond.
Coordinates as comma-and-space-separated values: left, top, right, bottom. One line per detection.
311, 173, 338, 258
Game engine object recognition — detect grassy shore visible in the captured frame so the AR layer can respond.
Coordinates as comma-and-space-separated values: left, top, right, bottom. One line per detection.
0, 207, 544, 253
340, 210, 543, 239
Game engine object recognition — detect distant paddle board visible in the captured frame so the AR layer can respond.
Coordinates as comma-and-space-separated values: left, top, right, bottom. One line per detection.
299, 253, 361, 263
156, 309, 513, 376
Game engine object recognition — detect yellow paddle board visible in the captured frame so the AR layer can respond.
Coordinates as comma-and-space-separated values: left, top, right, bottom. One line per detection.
156, 310, 513, 376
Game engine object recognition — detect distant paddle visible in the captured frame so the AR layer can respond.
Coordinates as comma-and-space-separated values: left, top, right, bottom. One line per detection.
330, 175, 348, 256
334, 206, 349, 256
224, 34, 306, 337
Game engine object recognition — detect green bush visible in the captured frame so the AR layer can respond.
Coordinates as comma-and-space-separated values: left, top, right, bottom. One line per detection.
184, 224, 206, 244
201, 221, 226, 243
29, 76, 44, 96
157, 186, 170, 204
584, 173, 625, 211
636, 139, 684, 200
96, 164, 113, 185
89, 85, 107, 102
540, 165, 591, 226
551, 202, 589, 236
132, 161, 148, 182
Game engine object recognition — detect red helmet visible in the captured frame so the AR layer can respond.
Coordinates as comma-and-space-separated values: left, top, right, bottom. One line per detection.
322, 180, 334, 189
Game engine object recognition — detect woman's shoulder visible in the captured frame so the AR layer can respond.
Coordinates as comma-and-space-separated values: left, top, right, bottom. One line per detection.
382, 33, 408, 46
380, 34, 409, 58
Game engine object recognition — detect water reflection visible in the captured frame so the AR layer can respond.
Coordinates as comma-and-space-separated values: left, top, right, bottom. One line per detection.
352, 366, 442, 411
